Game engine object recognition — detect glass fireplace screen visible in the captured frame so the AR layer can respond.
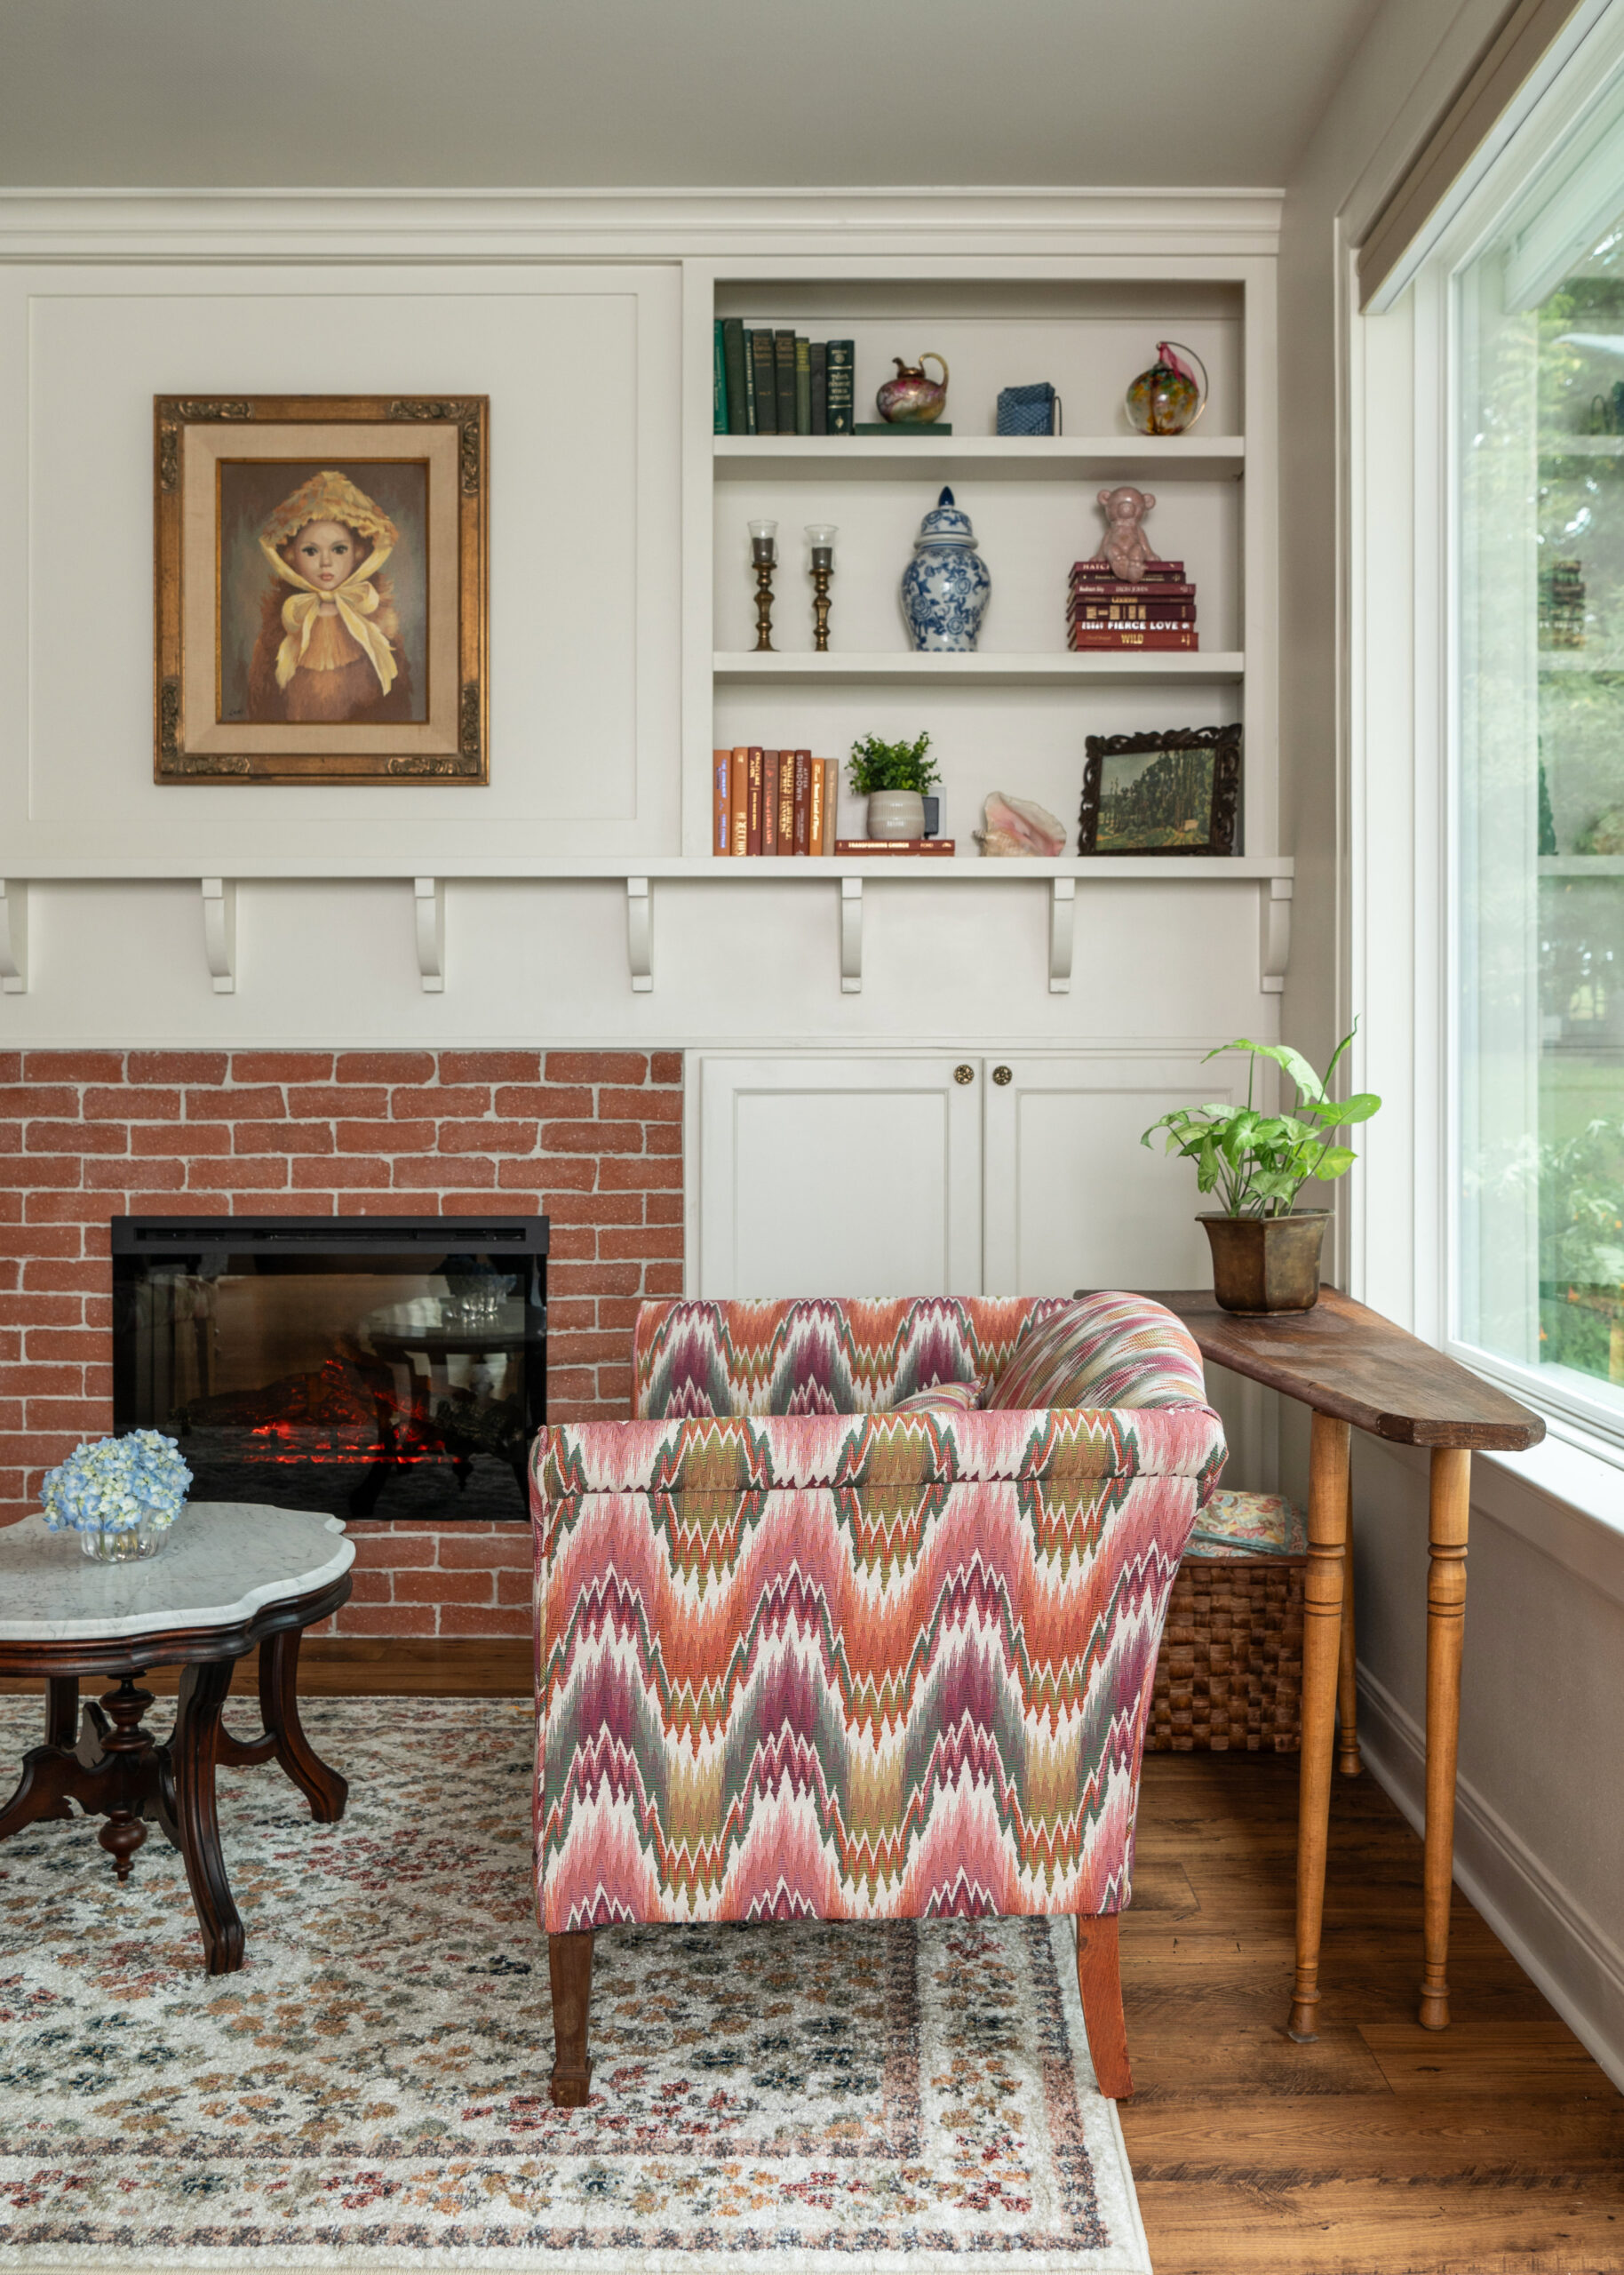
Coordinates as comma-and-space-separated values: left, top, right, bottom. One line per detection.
111, 1216, 547, 1521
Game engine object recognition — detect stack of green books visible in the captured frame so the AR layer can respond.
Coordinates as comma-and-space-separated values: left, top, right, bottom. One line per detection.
714, 321, 855, 436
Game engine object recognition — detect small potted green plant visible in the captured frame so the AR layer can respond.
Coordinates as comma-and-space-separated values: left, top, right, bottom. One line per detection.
1142, 1030, 1380, 1313
848, 730, 940, 841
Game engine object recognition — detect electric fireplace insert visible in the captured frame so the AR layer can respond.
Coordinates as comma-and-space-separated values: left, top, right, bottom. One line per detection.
111, 1216, 547, 1521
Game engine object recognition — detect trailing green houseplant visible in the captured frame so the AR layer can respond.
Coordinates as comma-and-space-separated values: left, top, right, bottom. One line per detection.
848, 731, 940, 842
1142, 1029, 1381, 1312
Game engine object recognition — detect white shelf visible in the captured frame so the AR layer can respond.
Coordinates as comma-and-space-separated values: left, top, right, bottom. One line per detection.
715, 650, 1244, 684
713, 435, 1246, 483
7, 854, 1294, 882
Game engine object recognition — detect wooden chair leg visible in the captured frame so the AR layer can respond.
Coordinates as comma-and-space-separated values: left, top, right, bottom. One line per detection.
548, 1929, 594, 2107
1075, 1912, 1133, 2100
1337, 1495, 1363, 1776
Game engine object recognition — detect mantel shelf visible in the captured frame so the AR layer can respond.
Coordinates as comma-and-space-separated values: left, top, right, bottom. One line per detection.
715, 650, 1244, 682
6, 855, 1294, 883
714, 434, 1246, 483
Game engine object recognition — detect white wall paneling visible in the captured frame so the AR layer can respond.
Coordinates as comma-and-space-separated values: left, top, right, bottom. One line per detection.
0, 259, 682, 874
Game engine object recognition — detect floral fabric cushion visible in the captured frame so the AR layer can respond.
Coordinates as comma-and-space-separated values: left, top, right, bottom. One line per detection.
890, 1377, 985, 1414
986, 1291, 1207, 1413
1187, 1489, 1305, 1559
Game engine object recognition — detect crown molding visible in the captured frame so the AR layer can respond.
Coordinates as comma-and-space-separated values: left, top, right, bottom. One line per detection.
0, 185, 1285, 264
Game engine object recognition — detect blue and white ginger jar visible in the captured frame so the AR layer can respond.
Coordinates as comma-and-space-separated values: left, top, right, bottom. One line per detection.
902, 487, 991, 652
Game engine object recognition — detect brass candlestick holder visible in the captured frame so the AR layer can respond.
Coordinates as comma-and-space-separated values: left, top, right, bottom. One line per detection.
749, 520, 777, 651
806, 522, 837, 652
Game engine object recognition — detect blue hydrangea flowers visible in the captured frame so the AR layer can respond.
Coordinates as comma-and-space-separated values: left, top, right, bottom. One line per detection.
40, 1431, 192, 1540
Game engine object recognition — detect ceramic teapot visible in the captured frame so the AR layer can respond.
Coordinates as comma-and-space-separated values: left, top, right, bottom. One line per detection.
876, 353, 950, 425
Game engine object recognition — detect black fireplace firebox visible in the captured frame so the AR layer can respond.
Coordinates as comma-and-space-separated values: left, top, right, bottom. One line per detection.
111, 1216, 547, 1521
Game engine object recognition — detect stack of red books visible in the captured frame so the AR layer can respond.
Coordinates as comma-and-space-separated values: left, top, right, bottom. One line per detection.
1067, 559, 1198, 651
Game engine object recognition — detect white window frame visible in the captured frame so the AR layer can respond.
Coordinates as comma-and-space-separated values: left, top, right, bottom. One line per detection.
1348, 0, 1624, 1472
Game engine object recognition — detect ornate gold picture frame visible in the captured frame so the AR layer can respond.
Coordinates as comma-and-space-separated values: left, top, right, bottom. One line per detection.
154, 395, 489, 784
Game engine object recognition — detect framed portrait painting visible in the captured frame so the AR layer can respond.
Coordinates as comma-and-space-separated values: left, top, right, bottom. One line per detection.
154, 394, 489, 783
1077, 724, 1241, 855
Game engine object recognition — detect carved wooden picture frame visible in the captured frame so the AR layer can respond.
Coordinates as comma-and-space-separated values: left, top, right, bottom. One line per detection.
1078, 723, 1241, 855
154, 395, 489, 784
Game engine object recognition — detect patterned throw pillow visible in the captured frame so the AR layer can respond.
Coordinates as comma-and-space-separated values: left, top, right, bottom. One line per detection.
1188, 1489, 1306, 1558
889, 1377, 986, 1415
986, 1291, 1206, 1412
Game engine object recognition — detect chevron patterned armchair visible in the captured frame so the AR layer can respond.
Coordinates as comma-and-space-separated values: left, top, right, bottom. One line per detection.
529, 1289, 1226, 2105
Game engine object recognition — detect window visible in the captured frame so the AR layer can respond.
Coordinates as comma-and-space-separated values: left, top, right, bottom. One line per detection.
1456, 74, 1624, 1438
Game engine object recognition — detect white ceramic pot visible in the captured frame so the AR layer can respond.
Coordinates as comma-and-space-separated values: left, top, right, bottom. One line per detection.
866, 790, 926, 841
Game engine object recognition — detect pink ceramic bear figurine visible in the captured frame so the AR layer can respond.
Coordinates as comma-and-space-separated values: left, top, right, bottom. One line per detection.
1090, 485, 1160, 581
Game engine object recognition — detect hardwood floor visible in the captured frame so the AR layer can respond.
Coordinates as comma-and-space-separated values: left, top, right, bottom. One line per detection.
4, 1639, 1620, 2270
1122, 1752, 1624, 2275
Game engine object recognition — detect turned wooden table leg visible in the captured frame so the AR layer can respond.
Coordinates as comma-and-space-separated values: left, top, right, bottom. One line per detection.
1337, 1495, 1363, 1777
1288, 1410, 1350, 2043
1075, 1913, 1133, 2099
258, 1630, 347, 1821
168, 1656, 243, 1976
96, 1675, 155, 1882
549, 1929, 595, 2107
1420, 1446, 1471, 2031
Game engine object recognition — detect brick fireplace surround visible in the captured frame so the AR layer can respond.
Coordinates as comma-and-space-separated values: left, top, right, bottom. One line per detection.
0, 1048, 683, 1639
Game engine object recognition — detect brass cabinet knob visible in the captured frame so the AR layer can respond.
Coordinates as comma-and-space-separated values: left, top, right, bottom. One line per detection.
992, 1065, 1013, 1085
954, 1063, 975, 1084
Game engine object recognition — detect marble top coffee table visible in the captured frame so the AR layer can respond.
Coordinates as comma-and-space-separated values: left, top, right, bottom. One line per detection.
0, 1504, 354, 1975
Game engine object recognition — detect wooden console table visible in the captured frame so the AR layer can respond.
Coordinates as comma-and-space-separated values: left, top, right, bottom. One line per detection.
1142, 1289, 1544, 2039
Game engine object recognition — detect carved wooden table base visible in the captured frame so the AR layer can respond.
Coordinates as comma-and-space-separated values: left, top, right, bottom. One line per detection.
0, 1602, 349, 1976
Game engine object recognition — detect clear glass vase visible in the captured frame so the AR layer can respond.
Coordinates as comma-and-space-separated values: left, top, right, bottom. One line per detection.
79, 1511, 169, 1562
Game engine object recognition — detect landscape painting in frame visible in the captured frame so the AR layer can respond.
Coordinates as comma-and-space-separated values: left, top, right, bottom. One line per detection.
153, 395, 488, 783
1078, 724, 1241, 855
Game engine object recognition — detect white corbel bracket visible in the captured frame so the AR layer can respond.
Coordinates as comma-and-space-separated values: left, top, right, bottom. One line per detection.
414, 876, 445, 994
0, 880, 27, 994
626, 876, 653, 993
202, 878, 235, 995
840, 875, 863, 994
1260, 875, 1294, 995
1048, 875, 1076, 994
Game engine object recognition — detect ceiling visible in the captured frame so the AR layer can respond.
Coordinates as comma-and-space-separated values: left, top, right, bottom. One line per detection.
0, 0, 1384, 191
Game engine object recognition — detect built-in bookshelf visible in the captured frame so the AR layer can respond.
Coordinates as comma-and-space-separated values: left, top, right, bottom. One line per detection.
692, 269, 1277, 864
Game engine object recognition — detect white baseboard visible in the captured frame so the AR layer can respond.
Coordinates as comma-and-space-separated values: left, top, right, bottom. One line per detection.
1357, 1665, 1624, 2093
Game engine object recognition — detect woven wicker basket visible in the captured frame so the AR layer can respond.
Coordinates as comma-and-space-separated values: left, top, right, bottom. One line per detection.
1149, 1552, 1305, 1753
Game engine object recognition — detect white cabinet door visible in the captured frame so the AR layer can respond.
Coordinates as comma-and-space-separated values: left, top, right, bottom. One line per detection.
694, 1054, 983, 1297
981, 1052, 1247, 1298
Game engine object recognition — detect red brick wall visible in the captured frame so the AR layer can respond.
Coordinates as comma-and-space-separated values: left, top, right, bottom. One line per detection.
0, 1046, 683, 1636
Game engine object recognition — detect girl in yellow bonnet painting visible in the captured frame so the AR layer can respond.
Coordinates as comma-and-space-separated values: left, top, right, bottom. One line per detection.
247, 468, 414, 723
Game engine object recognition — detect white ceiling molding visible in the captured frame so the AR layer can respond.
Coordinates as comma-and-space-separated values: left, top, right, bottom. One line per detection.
0, 187, 1285, 265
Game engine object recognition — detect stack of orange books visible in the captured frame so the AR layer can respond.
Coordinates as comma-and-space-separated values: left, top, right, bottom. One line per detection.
712, 749, 839, 855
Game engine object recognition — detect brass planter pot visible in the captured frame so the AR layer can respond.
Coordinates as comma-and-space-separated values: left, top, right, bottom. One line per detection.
1198, 1210, 1330, 1314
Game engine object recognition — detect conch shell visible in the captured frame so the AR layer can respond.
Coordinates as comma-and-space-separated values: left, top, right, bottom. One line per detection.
974, 792, 1069, 858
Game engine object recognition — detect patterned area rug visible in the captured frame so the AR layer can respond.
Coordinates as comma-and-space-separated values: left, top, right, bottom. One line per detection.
0, 1696, 1150, 2273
